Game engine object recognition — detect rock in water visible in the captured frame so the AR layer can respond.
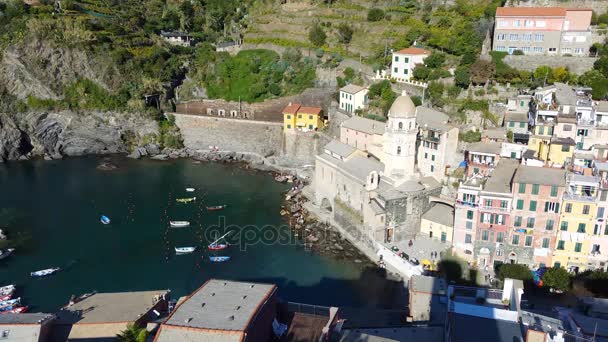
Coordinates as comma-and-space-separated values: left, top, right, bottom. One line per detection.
145, 143, 160, 155
151, 154, 169, 161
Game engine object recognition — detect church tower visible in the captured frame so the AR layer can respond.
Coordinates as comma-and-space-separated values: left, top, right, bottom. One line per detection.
383, 91, 417, 184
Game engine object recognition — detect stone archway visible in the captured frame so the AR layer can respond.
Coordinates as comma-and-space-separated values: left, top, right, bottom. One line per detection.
320, 198, 332, 212
508, 252, 517, 264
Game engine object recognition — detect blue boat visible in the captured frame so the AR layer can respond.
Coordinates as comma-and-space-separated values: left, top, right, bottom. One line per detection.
100, 215, 111, 225
209, 256, 230, 263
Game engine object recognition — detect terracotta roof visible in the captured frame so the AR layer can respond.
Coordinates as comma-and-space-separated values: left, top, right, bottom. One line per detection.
282, 103, 301, 115
395, 47, 431, 55
298, 106, 322, 115
496, 7, 566, 17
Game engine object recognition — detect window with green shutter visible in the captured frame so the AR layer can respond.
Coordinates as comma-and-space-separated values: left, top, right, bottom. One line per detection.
509, 122, 515, 127
542, 238, 549, 248
482, 230, 489, 241
501, 201, 508, 208
516, 199, 524, 210
514, 216, 522, 227
605, 224, 608, 235
525, 236, 533, 247
565, 203, 572, 213
497, 232, 504, 243
532, 184, 539, 195
485, 199, 492, 207
560, 221, 568, 231
467, 210, 473, 220
551, 186, 558, 197
527, 217, 535, 228
512, 235, 520, 245
578, 223, 586, 233
529, 200, 537, 211
520, 122, 525, 128
575, 242, 582, 252
519, 183, 526, 194
546, 219, 554, 230
557, 240, 565, 250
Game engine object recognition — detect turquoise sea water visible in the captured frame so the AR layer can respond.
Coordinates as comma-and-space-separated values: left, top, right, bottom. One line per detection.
0, 157, 395, 312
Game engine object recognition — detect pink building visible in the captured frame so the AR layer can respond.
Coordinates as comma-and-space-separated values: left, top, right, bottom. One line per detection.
493, 7, 593, 56
509, 166, 567, 268
453, 177, 483, 262
465, 142, 502, 178
340, 116, 385, 157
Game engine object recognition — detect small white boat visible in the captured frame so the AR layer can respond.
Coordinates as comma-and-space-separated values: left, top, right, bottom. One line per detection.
175, 247, 196, 254
30, 267, 60, 277
0, 248, 14, 260
186, 188, 195, 192
0, 285, 15, 294
169, 221, 190, 228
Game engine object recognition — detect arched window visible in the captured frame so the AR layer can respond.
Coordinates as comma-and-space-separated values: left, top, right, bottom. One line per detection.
398, 122, 403, 130
397, 146, 401, 155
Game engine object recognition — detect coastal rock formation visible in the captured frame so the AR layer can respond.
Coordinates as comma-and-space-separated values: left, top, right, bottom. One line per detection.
0, 111, 158, 161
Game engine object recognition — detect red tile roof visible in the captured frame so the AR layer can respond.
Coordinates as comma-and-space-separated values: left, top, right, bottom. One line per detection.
496, 7, 567, 17
395, 47, 431, 55
282, 103, 301, 115
298, 106, 322, 115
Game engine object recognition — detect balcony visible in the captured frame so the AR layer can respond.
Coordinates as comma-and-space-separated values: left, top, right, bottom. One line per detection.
480, 206, 510, 213
456, 199, 478, 208
420, 134, 440, 143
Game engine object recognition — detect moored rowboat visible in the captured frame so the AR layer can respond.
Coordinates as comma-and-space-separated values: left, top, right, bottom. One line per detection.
185, 188, 195, 192
175, 247, 196, 254
100, 215, 111, 225
176, 197, 196, 203
206, 205, 227, 211
0, 306, 26, 314
169, 221, 190, 228
209, 256, 230, 262
208, 243, 229, 251
30, 267, 60, 277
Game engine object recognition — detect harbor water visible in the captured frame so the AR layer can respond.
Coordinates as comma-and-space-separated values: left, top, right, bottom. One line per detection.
0, 156, 400, 312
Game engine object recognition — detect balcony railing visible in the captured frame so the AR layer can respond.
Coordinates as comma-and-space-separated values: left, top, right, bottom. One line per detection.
480, 206, 510, 212
457, 200, 478, 207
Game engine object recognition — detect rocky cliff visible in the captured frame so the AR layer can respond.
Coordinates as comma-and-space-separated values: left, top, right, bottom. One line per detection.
0, 111, 159, 161
0, 35, 160, 161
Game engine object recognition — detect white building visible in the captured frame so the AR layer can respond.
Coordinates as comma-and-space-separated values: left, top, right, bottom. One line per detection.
339, 84, 368, 114
391, 47, 431, 82
416, 107, 459, 182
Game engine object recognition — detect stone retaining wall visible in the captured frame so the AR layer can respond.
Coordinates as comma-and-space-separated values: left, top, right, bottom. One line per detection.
503, 55, 598, 74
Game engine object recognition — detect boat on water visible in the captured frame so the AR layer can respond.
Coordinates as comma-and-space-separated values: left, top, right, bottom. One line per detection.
0, 293, 12, 302
208, 232, 231, 251
176, 197, 196, 203
206, 205, 227, 211
30, 267, 60, 277
209, 256, 230, 262
175, 247, 196, 254
186, 188, 195, 192
100, 215, 111, 225
0, 248, 15, 260
169, 221, 190, 228
0, 285, 15, 294
0, 306, 26, 314
0, 298, 20, 307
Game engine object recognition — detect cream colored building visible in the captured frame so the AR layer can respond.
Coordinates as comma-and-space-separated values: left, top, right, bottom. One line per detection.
339, 84, 368, 114
416, 107, 459, 182
420, 203, 455, 243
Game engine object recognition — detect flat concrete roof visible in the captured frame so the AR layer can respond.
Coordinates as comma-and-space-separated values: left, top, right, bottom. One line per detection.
422, 203, 454, 227
449, 314, 523, 342
324, 140, 357, 159
410, 275, 447, 295
0, 313, 54, 325
340, 326, 444, 342
483, 159, 519, 194
482, 128, 507, 140
163, 279, 276, 331
467, 141, 502, 155
416, 106, 453, 132
513, 165, 566, 186
341, 116, 385, 135
340, 84, 367, 94
54, 290, 168, 324
504, 112, 528, 123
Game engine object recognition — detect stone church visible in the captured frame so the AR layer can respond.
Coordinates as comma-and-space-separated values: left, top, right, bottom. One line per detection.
314, 93, 442, 245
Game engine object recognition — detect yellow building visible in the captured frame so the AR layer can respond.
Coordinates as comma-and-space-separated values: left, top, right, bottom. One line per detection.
282, 103, 324, 132
527, 124, 553, 160
420, 203, 454, 244
547, 137, 575, 166
552, 175, 600, 272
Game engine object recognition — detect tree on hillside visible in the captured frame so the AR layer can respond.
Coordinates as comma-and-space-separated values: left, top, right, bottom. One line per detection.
497, 264, 533, 281
427, 81, 444, 107
336, 23, 354, 45
413, 65, 430, 80
454, 66, 470, 88
469, 59, 494, 85
308, 24, 327, 47
424, 52, 446, 69
542, 267, 571, 292
367, 8, 384, 22
116, 324, 148, 342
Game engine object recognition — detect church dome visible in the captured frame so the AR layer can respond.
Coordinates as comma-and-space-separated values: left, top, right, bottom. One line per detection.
388, 92, 416, 118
